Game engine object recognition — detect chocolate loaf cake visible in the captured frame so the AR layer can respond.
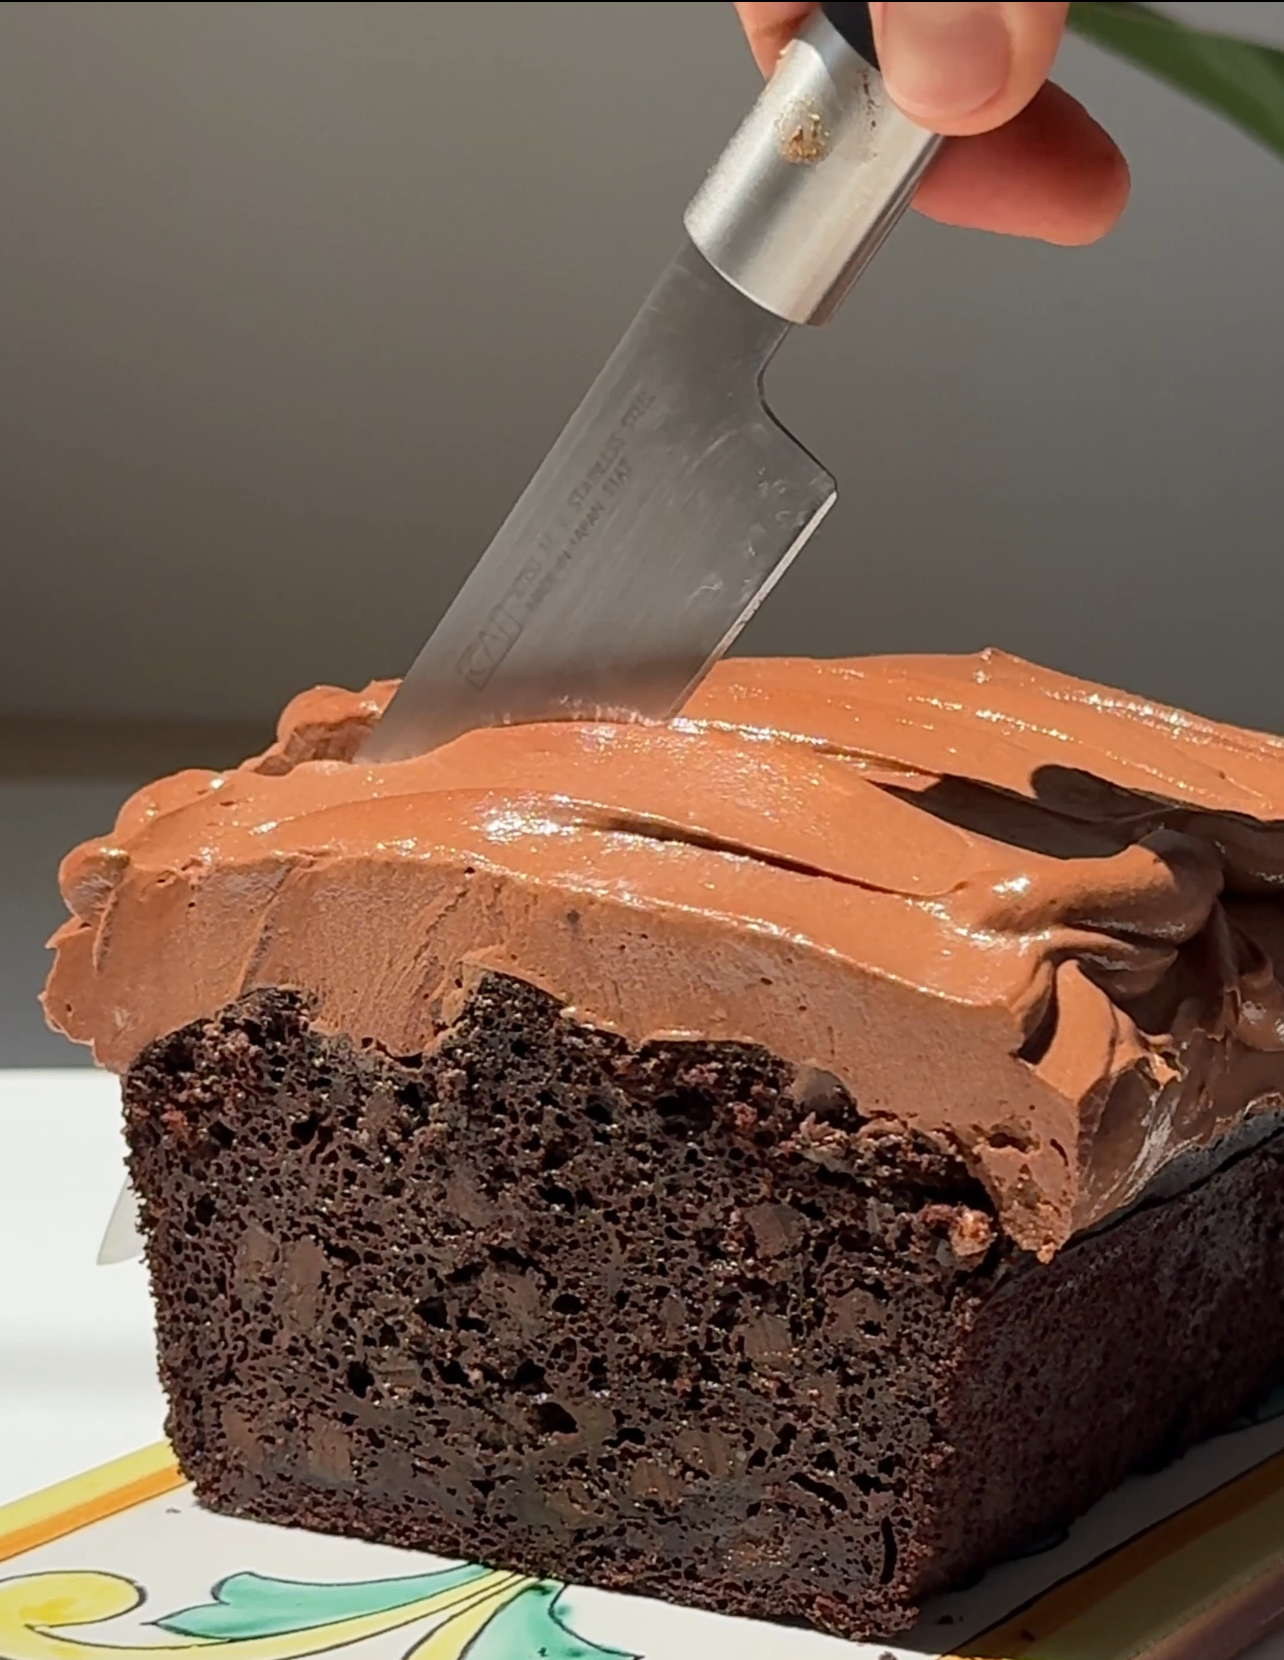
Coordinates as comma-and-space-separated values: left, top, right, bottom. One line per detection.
44, 650, 1284, 1639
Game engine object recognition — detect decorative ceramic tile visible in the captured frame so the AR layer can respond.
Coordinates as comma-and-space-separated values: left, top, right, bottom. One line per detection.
5, 1424, 1284, 1660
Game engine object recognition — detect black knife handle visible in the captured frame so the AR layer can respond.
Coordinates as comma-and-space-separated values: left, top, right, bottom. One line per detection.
820, 1, 879, 68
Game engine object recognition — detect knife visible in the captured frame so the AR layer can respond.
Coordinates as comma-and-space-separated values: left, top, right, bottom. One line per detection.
97, 1, 939, 1265
97, 1175, 144, 1267
359, 0, 941, 762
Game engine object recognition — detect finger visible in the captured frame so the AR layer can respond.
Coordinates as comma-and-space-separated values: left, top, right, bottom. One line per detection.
871, 2, 1069, 134
729, 4, 1127, 247
732, 2, 816, 77
912, 81, 1129, 243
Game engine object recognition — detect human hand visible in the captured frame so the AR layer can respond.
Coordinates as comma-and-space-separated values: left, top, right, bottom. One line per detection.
733, 3, 1129, 244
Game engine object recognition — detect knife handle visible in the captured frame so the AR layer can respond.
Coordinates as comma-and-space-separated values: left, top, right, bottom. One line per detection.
817, 2, 880, 65
683, 2, 941, 327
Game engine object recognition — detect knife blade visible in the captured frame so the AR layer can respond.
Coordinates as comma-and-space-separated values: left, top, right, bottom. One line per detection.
360, 2, 940, 762
363, 240, 824, 765
97, 1178, 142, 1266
97, 3, 940, 1267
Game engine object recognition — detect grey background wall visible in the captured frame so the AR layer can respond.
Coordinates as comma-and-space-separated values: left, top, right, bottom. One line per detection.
3, 0, 1284, 1063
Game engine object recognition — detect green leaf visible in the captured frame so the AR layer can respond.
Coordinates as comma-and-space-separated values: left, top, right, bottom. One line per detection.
154, 1567, 491, 1641
1068, 1, 1284, 161
467, 1582, 638, 1660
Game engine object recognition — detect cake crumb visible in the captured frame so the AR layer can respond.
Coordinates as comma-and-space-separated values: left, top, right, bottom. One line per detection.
950, 1207, 996, 1263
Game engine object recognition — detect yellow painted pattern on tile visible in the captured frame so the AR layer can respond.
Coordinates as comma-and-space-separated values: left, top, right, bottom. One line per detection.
0, 1569, 530, 1660
950, 1449, 1284, 1659
0, 1448, 182, 1565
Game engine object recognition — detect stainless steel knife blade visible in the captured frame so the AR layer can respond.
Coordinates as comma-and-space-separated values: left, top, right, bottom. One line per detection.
360, 5, 939, 763
97, 1179, 143, 1266
362, 240, 831, 762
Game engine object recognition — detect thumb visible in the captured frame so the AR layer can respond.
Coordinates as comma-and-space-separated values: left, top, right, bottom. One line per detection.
871, 2, 1069, 135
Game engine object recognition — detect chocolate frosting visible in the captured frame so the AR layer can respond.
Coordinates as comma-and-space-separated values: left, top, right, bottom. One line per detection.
43, 650, 1284, 1258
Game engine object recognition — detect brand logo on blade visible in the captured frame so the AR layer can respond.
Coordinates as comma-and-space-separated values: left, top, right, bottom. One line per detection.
455, 388, 655, 691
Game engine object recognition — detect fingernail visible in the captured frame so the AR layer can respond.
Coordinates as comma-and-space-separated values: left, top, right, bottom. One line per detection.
878, 2, 1012, 123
